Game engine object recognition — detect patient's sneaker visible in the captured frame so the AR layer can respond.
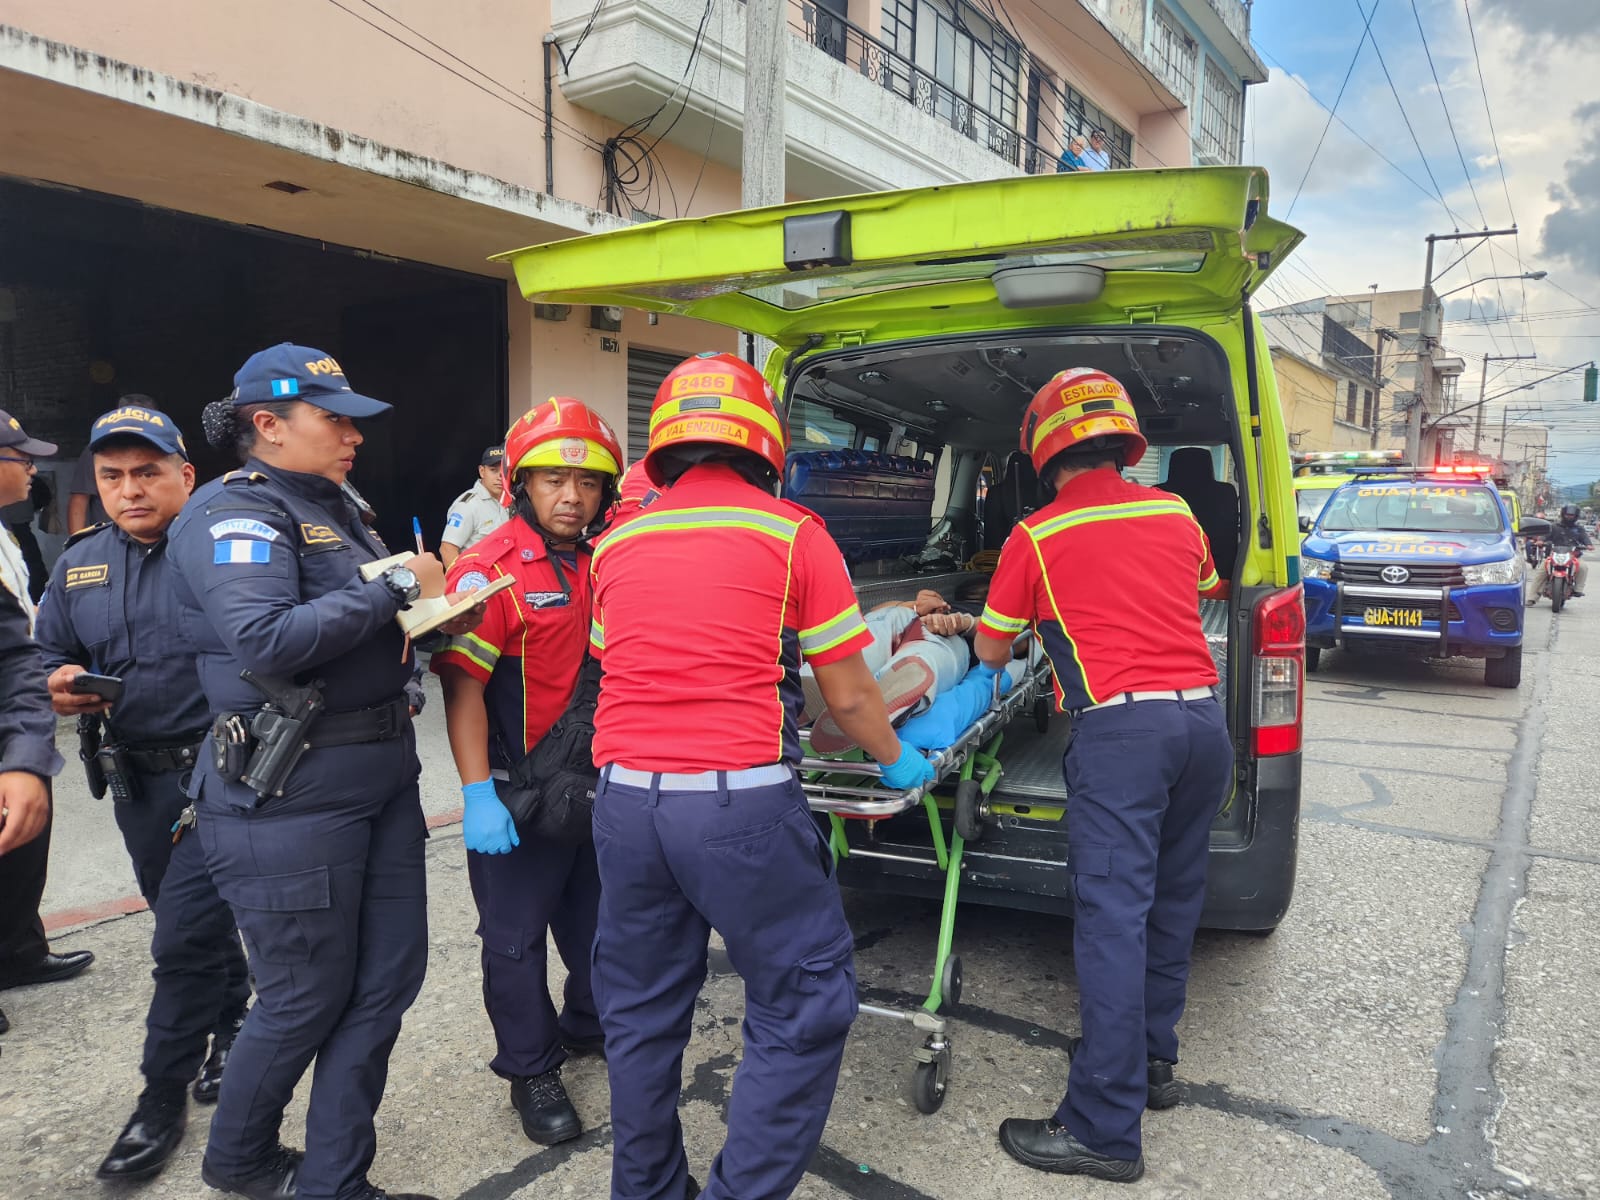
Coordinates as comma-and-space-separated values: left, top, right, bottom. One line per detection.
809, 658, 936, 755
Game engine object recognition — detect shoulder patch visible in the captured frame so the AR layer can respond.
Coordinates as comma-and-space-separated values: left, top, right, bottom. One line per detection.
65, 563, 110, 589
456, 570, 493, 594
299, 523, 344, 546
446, 512, 464, 529
215, 540, 272, 565
209, 518, 280, 542
63, 522, 111, 550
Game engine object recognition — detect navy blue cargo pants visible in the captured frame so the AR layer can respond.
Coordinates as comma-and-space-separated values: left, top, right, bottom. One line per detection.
196, 738, 429, 1200
1056, 693, 1233, 1161
467, 782, 602, 1080
115, 767, 250, 1086
592, 769, 858, 1200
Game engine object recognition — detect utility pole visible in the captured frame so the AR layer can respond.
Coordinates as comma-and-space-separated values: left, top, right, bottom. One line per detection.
1410, 227, 1519, 464
1473, 353, 1536, 453
742, 0, 787, 371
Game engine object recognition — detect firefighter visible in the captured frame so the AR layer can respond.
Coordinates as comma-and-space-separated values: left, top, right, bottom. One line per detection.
974, 368, 1232, 1184
586, 351, 934, 1200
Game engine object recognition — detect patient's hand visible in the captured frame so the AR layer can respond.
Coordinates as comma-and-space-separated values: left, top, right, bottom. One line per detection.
913, 590, 950, 616
922, 611, 977, 637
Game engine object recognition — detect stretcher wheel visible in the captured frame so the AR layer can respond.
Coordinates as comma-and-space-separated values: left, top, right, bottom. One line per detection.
1033, 695, 1050, 733
954, 779, 987, 843
911, 1050, 949, 1114
940, 954, 963, 1009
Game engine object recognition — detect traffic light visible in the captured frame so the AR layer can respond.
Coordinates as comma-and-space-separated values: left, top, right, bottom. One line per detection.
1586, 364, 1598, 403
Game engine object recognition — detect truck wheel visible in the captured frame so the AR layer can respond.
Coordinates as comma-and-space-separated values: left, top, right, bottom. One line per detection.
1485, 647, 1522, 689
1305, 647, 1322, 672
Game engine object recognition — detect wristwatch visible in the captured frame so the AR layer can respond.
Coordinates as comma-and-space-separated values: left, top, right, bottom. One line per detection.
381, 565, 421, 607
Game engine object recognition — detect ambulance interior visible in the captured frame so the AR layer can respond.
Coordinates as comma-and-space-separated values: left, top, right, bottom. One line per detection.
783, 329, 1245, 850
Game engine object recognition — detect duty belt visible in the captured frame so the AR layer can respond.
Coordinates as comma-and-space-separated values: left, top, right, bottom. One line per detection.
306, 696, 411, 747
123, 739, 205, 774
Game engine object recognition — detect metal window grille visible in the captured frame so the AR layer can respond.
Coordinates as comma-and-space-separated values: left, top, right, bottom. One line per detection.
1345, 381, 1358, 424
1149, 5, 1196, 104
1197, 58, 1242, 164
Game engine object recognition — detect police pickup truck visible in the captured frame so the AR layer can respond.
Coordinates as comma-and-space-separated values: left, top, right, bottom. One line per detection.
1301, 469, 1530, 687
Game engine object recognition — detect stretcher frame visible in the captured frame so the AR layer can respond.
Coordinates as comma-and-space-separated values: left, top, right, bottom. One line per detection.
798, 650, 1056, 1114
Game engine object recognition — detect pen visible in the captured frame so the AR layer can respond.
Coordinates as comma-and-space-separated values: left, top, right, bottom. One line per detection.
412, 517, 425, 555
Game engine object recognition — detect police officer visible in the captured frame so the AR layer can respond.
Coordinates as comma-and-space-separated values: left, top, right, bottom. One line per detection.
433, 399, 619, 1145
440, 444, 507, 566
35, 405, 252, 1180
974, 369, 1231, 1183
587, 352, 935, 1200
167, 343, 474, 1200
0, 408, 91, 1031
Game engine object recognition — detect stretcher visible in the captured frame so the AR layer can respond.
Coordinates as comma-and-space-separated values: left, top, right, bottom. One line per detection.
798, 642, 1055, 1115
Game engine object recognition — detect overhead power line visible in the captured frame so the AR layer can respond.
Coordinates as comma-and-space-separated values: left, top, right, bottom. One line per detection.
1286, 0, 1381, 218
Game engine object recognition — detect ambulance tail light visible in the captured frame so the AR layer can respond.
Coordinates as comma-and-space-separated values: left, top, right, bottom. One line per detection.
1252, 585, 1305, 757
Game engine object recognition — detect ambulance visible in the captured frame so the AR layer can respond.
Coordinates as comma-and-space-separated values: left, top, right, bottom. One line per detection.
499, 168, 1307, 931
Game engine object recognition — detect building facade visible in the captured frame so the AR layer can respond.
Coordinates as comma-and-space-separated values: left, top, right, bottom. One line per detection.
0, 0, 1263, 554
1260, 303, 1384, 454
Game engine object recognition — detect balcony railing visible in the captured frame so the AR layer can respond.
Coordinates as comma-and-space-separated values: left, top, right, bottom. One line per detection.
793, 3, 1079, 176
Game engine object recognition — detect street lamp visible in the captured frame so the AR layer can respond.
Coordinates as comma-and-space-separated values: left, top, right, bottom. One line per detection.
1433, 271, 1547, 301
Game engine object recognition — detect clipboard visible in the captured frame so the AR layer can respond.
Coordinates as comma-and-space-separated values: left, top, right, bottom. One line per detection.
359, 552, 517, 637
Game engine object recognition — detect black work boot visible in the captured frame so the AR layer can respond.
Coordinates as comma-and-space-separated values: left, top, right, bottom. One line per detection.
997, 1117, 1145, 1182
96, 1081, 188, 1181
200, 1144, 304, 1199
560, 1031, 606, 1059
1067, 1035, 1181, 1109
510, 1067, 581, 1145
350, 1187, 440, 1200
194, 1012, 247, 1104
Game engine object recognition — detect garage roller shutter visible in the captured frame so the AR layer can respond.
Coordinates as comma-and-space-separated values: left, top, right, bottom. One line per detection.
627, 348, 686, 464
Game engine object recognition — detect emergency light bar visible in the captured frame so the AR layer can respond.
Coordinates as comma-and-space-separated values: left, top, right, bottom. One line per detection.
1291, 449, 1410, 476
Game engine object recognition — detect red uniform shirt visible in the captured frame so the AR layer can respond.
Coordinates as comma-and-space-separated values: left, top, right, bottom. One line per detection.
589, 462, 874, 772
430, 518, 591, 770
977, 468, 1223, 712
611, 460, 666, 525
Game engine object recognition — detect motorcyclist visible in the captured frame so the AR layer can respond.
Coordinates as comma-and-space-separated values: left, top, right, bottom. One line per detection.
1526, 504, 1591, 605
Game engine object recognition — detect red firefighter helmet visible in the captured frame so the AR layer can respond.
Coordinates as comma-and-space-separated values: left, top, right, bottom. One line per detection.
1020, 367, 1147, 477
500, 397, 623, 507
642, 352, 788, 485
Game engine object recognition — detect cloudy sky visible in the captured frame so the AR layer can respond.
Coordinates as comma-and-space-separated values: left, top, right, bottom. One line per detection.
1246, 0, 1600, 493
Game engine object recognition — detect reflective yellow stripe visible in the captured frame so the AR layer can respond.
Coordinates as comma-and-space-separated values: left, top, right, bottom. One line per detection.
1028, 498, 1196, 542
442, 633, 497, 675
799, 605, 869, 655
979, 606, 1029, 634
1024, 526, 1098, 706
649, 394, 784, 448
589, 617, 605, 649
1198, 569, 1220, 591
591, 505, 799, 563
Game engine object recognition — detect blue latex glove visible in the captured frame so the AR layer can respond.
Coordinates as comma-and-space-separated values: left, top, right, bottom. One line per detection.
462, 779, 519, 854
970, 661, 1009, 690
878, 741, 936, 790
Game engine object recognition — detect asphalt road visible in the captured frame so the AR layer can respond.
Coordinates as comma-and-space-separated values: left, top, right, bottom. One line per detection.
3, 607, 1597, 1200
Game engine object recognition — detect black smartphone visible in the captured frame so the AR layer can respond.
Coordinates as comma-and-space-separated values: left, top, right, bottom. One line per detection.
71, 673, 125, 703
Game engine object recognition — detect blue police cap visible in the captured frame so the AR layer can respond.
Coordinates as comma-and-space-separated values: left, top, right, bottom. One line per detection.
230, 343, 391, 418
0, 408, 57, 457
88, 399, 189, 459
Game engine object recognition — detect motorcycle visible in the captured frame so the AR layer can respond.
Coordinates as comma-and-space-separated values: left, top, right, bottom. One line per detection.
1541, 544, 1581, 613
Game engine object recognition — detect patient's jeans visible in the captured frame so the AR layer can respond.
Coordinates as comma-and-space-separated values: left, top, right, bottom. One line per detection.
860, 608, 968, 696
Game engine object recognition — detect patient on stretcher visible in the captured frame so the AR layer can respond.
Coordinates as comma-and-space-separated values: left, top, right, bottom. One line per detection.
803, 590, 1028, 753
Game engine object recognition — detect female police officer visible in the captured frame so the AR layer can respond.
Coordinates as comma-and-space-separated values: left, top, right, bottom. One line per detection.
167, 343, 472, 1200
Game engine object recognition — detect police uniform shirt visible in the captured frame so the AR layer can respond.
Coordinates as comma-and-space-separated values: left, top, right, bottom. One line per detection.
977, 469, 1224, 712
441, 480, 508, 553
166, 462, 411, 719
587, 461, 875, 773
34, 523, 210, 746
430, 519, 591, 771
